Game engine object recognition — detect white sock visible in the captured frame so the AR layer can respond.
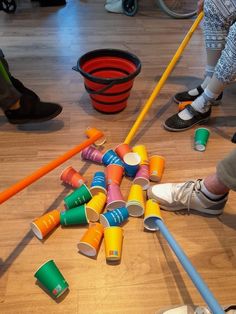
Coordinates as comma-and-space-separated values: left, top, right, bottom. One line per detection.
201, 180, 225, 200
188, 65, 215, 96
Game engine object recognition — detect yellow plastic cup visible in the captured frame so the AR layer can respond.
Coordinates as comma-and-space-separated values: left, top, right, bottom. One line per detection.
132, 145, 149, 165
104, 226, 123, 262
144, 199, 162, 231
127, 184, 145, 217
86, 192, 107, 222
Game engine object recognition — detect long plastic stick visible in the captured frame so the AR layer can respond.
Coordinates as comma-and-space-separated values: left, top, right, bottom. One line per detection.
0, 130, 104, 205
155, 219, 224, 314
124, 12, 204, 145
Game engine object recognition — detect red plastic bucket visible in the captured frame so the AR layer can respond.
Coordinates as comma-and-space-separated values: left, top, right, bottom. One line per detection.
73, 49, 141, 113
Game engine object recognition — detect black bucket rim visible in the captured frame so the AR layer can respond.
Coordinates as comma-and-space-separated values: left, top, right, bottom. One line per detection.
74, 49, 141, 85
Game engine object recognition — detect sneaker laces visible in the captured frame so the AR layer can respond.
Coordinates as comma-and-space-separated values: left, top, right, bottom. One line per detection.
172, 179, 202, 215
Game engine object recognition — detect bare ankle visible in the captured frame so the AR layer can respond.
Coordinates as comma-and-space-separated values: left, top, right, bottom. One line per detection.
203, 174, 229, 195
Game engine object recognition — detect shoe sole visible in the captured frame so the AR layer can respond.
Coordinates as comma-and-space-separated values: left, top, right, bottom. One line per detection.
159, 204, 223, 215
163, 117, 210, 132
7, 107, 62, 124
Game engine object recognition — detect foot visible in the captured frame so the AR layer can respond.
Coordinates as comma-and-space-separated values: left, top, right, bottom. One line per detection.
10, 76, 40, 102
148, 179, 228, 215
105, 0, 123, 13
174, 85, 223, 105
4, 94, 62, 124
163, 105, 211, 132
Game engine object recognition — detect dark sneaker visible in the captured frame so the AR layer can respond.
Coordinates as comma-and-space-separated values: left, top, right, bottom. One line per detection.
148, 179, 228, 215
163, 105, 211, 132
10, 76, 40, 102
4, 94, 62, 124
174, 85, 223, 105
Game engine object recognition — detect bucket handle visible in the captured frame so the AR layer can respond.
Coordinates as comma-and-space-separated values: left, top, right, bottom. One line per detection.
72, 66, 118, 95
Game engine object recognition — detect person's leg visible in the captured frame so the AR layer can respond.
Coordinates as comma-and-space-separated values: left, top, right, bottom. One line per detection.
164, 20, 236, 131
174, 0, 236, 103
0, 50, 21, 111
148, 149, 236, 215
0, 49, 62, 124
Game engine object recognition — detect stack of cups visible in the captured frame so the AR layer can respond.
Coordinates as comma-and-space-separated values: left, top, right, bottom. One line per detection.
104, 226, 123, 262
149, 155, 165, 182
34, 260, 69, 298
126, 184, 145, 217
60, 166, 86, 188
90, 171, 107, 196
106, 183, 126, 211
115, 143, 132, 161
144, 199, 162, 231
133, 164, 150, 190
77, 223, 104, 257
81, 146, 104, 164
64, 184, 92, 209
31, 209, 60, 240
100, 207, 129, 227
102, 149, 124, 167
86, 192, 107, 222
60, 204, 88, 226
123, 152, 140, 177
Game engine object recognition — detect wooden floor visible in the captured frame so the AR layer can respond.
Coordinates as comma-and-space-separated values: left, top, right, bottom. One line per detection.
0, 1, 236, 313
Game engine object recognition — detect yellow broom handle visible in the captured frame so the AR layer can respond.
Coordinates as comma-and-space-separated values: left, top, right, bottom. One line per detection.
124, 12, 204, 145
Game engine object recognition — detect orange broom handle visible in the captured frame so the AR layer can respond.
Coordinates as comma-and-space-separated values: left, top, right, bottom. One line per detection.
0, 129, 104, 205
124, 12, 204, 145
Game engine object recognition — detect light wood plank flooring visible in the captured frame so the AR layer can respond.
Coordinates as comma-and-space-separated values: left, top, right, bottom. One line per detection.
0, 1, 236, 313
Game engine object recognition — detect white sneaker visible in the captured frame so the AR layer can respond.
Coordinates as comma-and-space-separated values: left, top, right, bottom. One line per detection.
105, 0, 123, 13
106, 0, 119, 4
147, 179, 228, 215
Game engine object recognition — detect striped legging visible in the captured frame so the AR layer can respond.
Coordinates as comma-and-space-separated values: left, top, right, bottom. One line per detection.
204, 0, 236, 83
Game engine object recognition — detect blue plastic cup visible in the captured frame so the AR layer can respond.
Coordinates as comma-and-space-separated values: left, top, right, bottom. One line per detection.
123, 152, 141, 177
100, 207, 129, 227
90, 171, 107, 195
102, 149, 124, 167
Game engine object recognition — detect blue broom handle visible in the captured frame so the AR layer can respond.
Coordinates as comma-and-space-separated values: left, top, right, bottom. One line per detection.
155, 219, 224, 314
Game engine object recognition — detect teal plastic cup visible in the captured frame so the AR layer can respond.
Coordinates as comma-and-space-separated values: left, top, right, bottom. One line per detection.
60, 205, 88, 226
64, 184, 92, 209
34, 260, 69, 298
194, 128, 210, 152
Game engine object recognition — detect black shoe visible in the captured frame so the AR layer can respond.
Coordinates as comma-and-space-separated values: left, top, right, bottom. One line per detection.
10, 76, 40, 102
163, 105, 211, 132
174, 85, 223, 105
4, 94, 62, 124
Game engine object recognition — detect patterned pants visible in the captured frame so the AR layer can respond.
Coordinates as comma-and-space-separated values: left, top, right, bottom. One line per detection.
204, 0, 236, 83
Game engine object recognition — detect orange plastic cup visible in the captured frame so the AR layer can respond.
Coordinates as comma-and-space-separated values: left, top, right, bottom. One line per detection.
115, 143, 132, 160
86, 192, 107, 222
178, 101, 192, 111
106, 164, 124, 186
144, 199, 162, 231
60, 166, 86, 188
149, 155, 165, 182
30, 209, 60, 240
132, 145, 149, 165
77, 223, 104, 257
85, 127, 106, 146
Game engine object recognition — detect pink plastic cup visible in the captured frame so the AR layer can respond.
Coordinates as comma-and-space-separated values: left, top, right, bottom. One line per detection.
133, 164, 150, 190
106, 183, 126, 211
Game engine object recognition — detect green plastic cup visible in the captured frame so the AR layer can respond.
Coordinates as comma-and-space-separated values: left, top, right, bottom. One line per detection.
194, 128, 210, 152
34, 260, 69, 298
60, 204, 88, 226
64, 184, 92, 209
